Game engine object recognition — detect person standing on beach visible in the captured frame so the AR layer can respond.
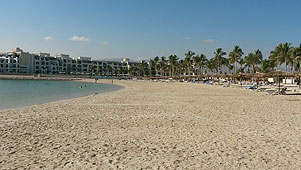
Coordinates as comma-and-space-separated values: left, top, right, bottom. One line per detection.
112, 80, 113, 84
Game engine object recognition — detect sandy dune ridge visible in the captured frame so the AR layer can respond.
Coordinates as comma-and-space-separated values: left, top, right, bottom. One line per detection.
0, 79, 301, 169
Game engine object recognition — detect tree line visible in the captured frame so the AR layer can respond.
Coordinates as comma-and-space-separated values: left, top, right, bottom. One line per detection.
140, 42, 301, 77
89, 43, 301, 77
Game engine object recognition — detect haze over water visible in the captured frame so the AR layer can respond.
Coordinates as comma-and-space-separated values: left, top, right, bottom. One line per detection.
0, 80, 121, 110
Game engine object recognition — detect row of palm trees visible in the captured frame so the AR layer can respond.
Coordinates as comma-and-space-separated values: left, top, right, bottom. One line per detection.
144, 42, 301, 78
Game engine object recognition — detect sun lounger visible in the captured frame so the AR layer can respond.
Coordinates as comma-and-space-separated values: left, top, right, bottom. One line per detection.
269, 88, 287, 95
265, 89, 277, 95
245, 84, 257, 89
255, 87, 269, 92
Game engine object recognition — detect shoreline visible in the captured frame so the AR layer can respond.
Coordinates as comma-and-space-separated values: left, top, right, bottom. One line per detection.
1, 79, 301, 169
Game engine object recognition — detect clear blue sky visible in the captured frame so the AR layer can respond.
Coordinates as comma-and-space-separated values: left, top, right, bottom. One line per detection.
1, 0, 300, 60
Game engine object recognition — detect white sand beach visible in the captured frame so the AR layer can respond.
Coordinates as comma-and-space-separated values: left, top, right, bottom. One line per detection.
1, 79, 301, 169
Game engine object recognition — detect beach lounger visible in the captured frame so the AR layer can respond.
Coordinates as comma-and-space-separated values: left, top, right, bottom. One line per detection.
268, 88, 287, 95
245, 84, 257, 89
255, 87, 269, 92
265, 89, 277, 95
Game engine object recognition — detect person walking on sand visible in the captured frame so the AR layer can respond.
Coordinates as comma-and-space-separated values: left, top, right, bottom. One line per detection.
112, 79, 113, 84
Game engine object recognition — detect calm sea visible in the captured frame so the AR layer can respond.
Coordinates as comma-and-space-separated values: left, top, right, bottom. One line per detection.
0, 80, 122, 110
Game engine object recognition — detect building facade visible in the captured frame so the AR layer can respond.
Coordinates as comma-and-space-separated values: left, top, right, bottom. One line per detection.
0, 48, 147, 76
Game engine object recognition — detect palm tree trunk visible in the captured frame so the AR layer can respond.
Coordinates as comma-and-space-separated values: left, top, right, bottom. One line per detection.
285, 61, 288, 84
286, 64, 288, 72
234, 62, 236, 74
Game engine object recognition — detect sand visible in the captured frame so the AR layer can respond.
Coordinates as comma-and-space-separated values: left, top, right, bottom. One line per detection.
0, 79, 301, 169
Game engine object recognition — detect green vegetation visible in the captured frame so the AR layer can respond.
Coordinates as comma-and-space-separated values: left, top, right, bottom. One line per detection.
144, 43, 301, 77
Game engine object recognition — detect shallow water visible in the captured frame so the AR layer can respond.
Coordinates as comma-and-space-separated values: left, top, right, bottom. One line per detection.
0, 80, 122, 110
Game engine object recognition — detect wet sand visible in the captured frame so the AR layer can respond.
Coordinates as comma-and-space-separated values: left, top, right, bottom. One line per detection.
1, 79, 301, 169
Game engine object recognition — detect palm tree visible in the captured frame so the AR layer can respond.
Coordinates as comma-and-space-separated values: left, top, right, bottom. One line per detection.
149, 59, 156, 76
192, 56, 199, 76
153, 56, 160, 76
129, 66, 138, 77
206, 58, 218, 74
238, 58, 245, 73
168, 55, 178, 77
184, 51, 195, 76
296, 44, 301, 73
261, 59, 273, 73
159, 56, 167, 77
290, 44, 301, 73
229, 45, 244, 74
221, 57, 231, 74
213, 48, 226, 74
98, 67, 103, 76
107, 65, 113, 76
193, 54, 207, 76
273, 43, 293, 71
244, 49, 263, 73
89, 65, 97, 76
268, 49, 281, 72
118, 66, 124, 76
138, 61, 148, 77
177, 59, 185, 76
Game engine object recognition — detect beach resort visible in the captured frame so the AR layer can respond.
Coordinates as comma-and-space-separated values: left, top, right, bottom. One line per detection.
1, 0, 301, 169
1, 43, 301, 169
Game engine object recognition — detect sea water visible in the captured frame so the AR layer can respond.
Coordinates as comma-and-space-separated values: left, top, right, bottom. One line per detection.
0, 80, 122, 110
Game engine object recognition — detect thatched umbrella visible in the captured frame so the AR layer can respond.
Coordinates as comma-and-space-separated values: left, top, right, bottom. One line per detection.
248, 73, 265, 78
231, 73, 248, 88
209, 74, 229, 84
263, 70, 294, 77
209, 74, 223, 78
263, 71, 294, 93
231, 73, 249, 78
247, 73, 266, 87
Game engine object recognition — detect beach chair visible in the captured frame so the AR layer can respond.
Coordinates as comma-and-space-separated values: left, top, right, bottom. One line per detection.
270, 88, 287, 95
266, 89, 277, 95
255, 87, 269, 92
245, 84, 257, 89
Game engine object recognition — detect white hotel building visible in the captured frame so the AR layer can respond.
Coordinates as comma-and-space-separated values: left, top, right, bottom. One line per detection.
0, 48, 144, 76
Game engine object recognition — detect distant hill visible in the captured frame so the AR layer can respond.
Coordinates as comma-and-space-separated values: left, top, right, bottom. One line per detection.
100, 58, 149, 63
